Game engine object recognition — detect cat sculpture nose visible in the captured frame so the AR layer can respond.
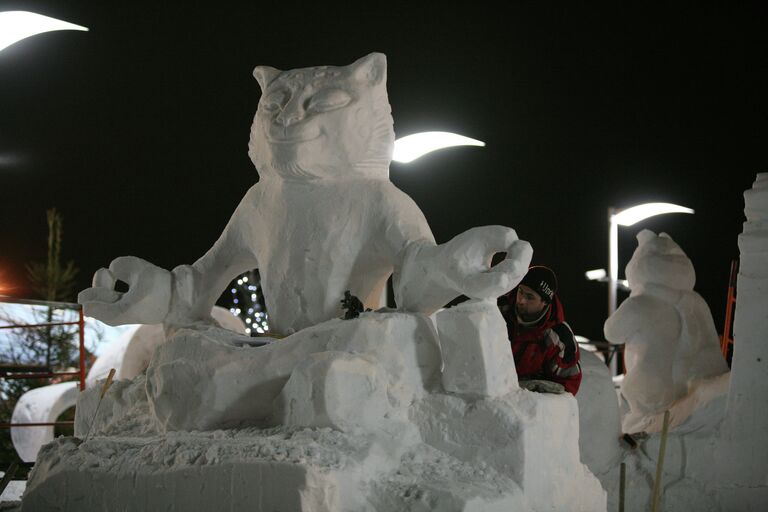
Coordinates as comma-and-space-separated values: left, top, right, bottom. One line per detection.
275, 95, 305, 127
276, 110, 303, 127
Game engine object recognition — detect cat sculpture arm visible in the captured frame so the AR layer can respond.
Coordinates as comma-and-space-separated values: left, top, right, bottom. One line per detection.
79, 188, 261, 329
395, 227, 532, 313
382, 186, 532, 313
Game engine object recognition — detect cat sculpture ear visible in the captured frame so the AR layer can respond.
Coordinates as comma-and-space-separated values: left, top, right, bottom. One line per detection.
349, 52, 387, 86
253, 65, 281, 91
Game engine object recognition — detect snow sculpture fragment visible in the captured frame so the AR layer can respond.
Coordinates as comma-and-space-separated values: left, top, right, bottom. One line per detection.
715, 172, 768, 507
10, 382, 79, 462
613, 175, 768, 511
10, 306, 245, 464
604, 229, 728, 433
78, 52, 532, 336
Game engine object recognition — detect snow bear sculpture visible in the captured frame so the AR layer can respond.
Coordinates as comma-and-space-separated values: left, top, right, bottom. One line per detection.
604, 229, 728, 433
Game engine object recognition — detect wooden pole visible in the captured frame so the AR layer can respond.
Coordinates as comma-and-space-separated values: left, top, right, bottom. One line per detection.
619, 462, 626, 512
83, 368, 116, 441
650, 410, 671, 512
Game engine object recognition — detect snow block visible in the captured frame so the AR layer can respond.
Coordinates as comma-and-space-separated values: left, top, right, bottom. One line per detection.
22, 431, 367, 512
436, 299, 518, 398
144, 312, 441, 432
412, 390, 606, 512
278, 351, 391, 432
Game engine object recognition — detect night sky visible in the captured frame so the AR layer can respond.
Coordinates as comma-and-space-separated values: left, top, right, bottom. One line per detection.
1, 2, 766, 341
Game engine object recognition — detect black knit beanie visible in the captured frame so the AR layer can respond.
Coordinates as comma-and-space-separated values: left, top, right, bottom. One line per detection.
520, 266, 558, 303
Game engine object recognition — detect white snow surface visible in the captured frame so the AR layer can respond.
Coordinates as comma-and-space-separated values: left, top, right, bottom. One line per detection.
0, 472, 25, 503
713, 172, 768, 508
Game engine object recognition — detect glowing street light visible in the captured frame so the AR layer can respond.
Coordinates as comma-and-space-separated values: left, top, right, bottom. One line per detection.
392, 131, 485, 163
0, 11, 88, 53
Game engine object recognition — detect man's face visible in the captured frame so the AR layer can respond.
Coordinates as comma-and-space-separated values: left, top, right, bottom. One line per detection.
516, 284, 548, 321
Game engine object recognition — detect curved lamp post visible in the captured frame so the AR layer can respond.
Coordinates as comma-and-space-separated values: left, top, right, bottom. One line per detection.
0, 11, 88, 53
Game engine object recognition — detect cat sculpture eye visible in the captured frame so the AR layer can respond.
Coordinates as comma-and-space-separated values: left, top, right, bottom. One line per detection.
306, 89, 352, 113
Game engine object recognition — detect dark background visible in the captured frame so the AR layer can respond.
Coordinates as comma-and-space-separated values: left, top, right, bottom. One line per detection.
1, 2, 766, 341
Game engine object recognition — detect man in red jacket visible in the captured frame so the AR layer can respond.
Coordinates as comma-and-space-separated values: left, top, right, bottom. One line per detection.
499, 266, 582, 395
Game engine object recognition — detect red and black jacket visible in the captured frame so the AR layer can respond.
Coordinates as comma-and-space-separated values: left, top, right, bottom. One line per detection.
501, 294, 582, 395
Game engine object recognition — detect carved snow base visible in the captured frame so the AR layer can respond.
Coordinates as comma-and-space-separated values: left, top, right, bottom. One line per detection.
23, 430, 537, 512
24, 312, 605, 511
24, 393, 605, 512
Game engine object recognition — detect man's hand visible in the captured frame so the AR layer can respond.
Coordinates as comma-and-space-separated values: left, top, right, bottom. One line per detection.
520, 379, 565, 394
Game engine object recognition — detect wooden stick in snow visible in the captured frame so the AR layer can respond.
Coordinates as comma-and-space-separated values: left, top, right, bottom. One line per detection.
650, 410, 671, 512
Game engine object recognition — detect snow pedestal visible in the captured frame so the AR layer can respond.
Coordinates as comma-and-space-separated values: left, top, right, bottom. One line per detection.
412, 391, 604, 512
619, 373, 731, 512
714, 172, 768, 509
22, 312, 606, 511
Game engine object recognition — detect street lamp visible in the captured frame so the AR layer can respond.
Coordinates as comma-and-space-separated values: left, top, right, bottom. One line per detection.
0, 11, 88, 53
392, 132, 485, 163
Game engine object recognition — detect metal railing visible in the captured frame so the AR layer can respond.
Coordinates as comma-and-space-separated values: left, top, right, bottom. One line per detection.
0, 295, 86, 430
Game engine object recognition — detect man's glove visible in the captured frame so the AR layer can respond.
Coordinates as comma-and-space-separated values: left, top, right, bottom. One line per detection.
519, 379, 565, 394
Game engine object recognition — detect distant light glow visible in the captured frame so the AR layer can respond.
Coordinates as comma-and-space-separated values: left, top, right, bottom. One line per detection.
0, 11, 89, 53
611, 203, 694, 227
585, 269, 607, 281
392, 131, 485, 163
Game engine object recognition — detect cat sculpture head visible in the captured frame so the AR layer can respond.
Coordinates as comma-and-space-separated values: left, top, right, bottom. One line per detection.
248, 52, 395, 180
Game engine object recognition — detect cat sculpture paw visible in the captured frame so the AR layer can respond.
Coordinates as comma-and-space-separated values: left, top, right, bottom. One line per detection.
78, 256, 172, 326
449, 227, 533, 299
396, 226, 533, 312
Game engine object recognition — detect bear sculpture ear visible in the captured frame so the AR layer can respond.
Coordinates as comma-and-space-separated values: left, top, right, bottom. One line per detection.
349, 52, 387, 86
636, 228, 656, 246
253, 66, 281, 91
